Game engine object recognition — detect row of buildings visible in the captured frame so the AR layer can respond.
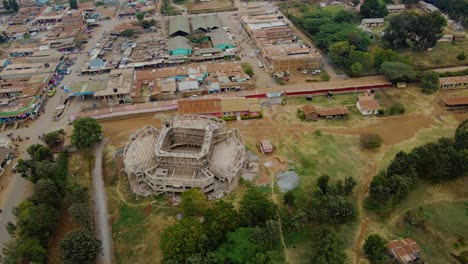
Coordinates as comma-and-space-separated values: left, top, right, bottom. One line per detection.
0, 49, 63, 124
240, 13, 322, 73
69, 61, 253, 105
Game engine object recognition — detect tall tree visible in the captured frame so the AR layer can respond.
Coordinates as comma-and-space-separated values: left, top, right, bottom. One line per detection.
360, 0, 388, 18
9, 0, 18, 11
329, 41, 355, 67
68, 203, 92, 229
136, 12, 144, 21
60, 229, 102, 264
239, 187, 277, 227
161, 217, 206, 263
202, 200, 239, 250
215, 227, 257, 263
2, 0, 10, 10
312, 228, 347, 264
351, 62, 363, 76
455, 119, 468, 150
72, 117, 102, 149
69, 0, 78, 9
32, 178, 60, 206
15, 238, 47, 263
420, 71, 440, 93
363, 234, 389, 264
180, 188, 207, 216
413, 11, 447, 50
250, 220, 280, 252
18, 203, 58, 244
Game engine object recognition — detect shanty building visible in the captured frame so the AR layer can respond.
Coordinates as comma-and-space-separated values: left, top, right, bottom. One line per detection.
387, 238, 421, 264
167, 36, 192, 56
190, 15, 222, 33
169, 16, 191, 37
361, 18, 384, 27
439, 75, 468, 89
302, 105, 349, 121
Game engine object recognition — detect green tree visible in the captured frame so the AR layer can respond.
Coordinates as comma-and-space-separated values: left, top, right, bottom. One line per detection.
457, 51, 466, 60
215, 227, 257, 264
180, 188, 207, 216
136, 12, 144, 21
186, 252, 219, 264
42, 129, 65, 149
351, 62, 363, 76
373, 48, 400, 69
6, 221, 17, 236
120, 29, 135, 38
317, 174, 330, 193
18, 203, 58, 244
380, 62, 417, 82
60, 229, 102, 264
312, 228, 347, 264
68, 203, 91, 228
203, 200, 239, 250
161, 217, 206, 263
334, 10, 359, 24
26, 144, 53, 162
72, 117, 102, 149
455, 119, 468, 150
283, 190, 295, 207
241, 62, 254, 77
349, 51, 375, 72
363, 234, 389, 263
360, 0, 388, 18
2, 0, 10, 10
250, 220, 280, 252
69, 0, 78, 9
360, 133, 383, 149
32, 178, 60, 206
304, 188, 356, 224
9, 0, 18, 11
344, 176, 357, 195
329, 41, 355, 67
15, 238, 47, 263
239, 187, 277, 227
420, 71, 440, 93
248, 251, 282, 264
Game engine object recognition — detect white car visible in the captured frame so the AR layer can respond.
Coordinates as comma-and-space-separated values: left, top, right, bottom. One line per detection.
249, 53, 255, 58
312, 70, 322, 75
302, 69, 308, 74
258, 61, 263, 68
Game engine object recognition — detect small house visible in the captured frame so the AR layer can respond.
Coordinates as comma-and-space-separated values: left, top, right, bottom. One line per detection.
387, 238, 421, 264
441, 96, 468, 110
361, 18, 384, 27
387, 4, 406, 13
302, 105, 349, 121
259, 140, 274, 154
356, 92, 381, 115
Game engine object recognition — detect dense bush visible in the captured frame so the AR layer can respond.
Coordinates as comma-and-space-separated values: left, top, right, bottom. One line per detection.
363, 234, 389, 264
360, 133, 383, 149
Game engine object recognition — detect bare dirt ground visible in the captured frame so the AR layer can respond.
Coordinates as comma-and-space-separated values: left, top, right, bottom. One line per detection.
188, 0, 233, 11
98, 87, 468, 263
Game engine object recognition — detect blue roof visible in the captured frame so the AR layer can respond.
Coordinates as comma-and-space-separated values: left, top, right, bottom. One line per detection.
38, 0, 49, 4
89, 58, 106, 68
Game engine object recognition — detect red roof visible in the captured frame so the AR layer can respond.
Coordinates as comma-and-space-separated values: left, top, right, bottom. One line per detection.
358, 99, 381, 112
442, 96, 468, 106
178, 98, 222, 115
387, 238, 421, 264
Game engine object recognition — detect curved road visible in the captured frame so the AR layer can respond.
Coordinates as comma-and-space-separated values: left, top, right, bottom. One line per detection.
92, 138, 114, 264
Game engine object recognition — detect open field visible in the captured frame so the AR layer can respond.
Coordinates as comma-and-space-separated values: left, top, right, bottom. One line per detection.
184, 0, 234, 12
99, 86, 468, 263
399, 41, 468, 70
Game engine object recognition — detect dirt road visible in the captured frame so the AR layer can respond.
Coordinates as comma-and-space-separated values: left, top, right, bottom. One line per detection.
92, 138, 114, 264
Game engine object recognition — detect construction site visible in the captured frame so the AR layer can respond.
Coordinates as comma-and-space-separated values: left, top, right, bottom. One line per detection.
123, 115, 245, 196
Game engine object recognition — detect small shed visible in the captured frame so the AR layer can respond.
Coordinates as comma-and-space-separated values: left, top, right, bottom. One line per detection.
361, 18, 384, 27
259, 140, 274, 154
387, 238, 421, 264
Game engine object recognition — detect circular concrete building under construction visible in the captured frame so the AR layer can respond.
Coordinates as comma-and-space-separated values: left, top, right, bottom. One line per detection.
123, 115, 246, 196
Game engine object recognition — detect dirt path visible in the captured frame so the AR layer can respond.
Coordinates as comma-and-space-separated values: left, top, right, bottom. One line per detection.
353, 164, 379, 264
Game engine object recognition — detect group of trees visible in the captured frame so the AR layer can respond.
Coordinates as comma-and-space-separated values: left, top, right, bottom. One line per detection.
290, 9, 371, 52
426, 0, 468, 27
360, 0, 388, 18
161, 187, 280, 263
368, 120, 468, 211
69, 0, 78, 9
71, 117, 102, 149
2, 145, 68, 263
136, 13, 157, 29
383, 11, 447, 51
2, 0, 19, 12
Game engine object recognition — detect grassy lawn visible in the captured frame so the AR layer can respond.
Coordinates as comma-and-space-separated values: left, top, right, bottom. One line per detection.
389, 201, 468, 264
399, 41, 468, 70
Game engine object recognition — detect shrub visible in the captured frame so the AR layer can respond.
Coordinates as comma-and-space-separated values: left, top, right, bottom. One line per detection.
297, 109, 305, 120
457, 51, 465, 61
241, 62, 254, 77
360, 133, 383, 149
388, 102, 405, 115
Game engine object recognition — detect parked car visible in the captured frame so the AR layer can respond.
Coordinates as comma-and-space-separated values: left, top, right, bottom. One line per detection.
249, 53, 255, 58
258, 61, 263, 68
302, 69, 308, 74
312, 70, 322, 75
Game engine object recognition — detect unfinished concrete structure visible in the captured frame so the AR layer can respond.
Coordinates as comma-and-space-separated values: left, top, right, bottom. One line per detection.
123, 115, 245, 196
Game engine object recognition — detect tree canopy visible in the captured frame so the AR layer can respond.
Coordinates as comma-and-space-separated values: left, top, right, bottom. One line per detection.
69, 0, 78, 9
312, 228, 347, 264
60, 229, 102, 264
420, 71, 440, 93
239, 187, 277, 227
180, 188, 207, 216
215, 227, 257, 264
203, 200, 240, 251
383, 11, 446, 50
363, 234, 389, 263
380, 62, 417, 82
360, 0, 388, 18
72, 117, 102, 149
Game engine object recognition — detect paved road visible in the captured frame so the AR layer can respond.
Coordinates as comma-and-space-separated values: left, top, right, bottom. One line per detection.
92, 138, 113, 264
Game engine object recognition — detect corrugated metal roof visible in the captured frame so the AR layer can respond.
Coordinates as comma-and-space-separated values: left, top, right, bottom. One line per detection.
207, 29, 233, 47
387, 238, 420, 263
169, 16, 190, 36
442, 96, 468, 106
167, 36, 192, 51
178, 98, 222, 114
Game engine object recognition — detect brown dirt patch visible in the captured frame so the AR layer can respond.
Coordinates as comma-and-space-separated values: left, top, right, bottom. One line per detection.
143, 205, 153, 217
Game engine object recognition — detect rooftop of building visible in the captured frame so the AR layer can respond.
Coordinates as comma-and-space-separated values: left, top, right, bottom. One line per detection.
70, 80, 108, 95
95, 68, 135, 97
263, 43, 321, 60
439, 75, 468, 85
